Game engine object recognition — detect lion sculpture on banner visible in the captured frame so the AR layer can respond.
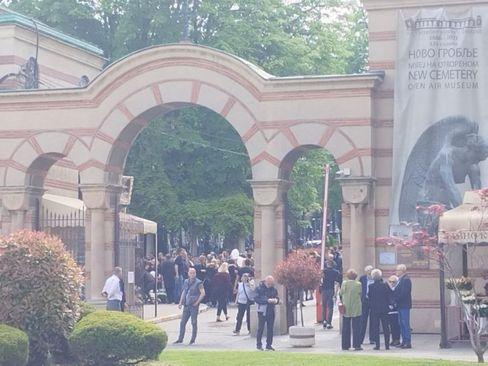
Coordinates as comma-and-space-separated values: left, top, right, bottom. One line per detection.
399, 116, 488, 222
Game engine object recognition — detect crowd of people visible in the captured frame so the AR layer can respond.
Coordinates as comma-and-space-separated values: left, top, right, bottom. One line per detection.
137, 246, 285, 350
155, 248, 255, 307
102, 246, 413, 353
132, 247, 255, 306
165, 247, 281, 350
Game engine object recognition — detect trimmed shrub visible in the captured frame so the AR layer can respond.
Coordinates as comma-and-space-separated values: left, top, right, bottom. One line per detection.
70, 311, 167, 366
0, 231, 83, 366
78, 302, 97, 321
0, 324, 29, 366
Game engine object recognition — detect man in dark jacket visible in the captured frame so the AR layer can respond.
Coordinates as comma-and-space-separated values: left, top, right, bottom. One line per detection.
160, 254, 176, 304
320, 260, 341, 329
359, 265, 374, 345
368, 269, 392, 350
394, 264, 412, 349
175, 248, 189, 302
255, 275, 279, 351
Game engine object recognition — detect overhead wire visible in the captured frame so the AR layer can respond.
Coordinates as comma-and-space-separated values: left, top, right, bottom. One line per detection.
158, 131, 249, 158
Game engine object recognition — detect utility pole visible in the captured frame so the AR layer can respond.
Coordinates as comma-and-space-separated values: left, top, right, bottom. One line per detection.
320, 164, 331, 271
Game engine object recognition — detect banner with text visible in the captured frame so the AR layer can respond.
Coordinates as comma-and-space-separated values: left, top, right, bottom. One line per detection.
391, 7, 488, 226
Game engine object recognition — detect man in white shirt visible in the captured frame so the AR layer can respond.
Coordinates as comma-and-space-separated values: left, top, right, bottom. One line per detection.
102, 267, 123, 311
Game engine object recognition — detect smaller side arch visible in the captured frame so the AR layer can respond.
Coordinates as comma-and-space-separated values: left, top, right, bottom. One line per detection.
261, 123, 365, 181
4, 131, 91, 187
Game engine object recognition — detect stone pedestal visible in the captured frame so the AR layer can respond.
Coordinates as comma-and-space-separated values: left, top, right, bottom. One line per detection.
289, 326, 315, 347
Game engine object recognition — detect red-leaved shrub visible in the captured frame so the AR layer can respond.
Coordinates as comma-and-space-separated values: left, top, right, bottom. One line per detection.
0, 231, 83, 366
274, 250, 322, 292
275, 250, 322, 326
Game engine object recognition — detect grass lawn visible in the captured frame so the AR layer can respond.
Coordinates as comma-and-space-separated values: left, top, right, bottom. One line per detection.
155, 350, 476, 366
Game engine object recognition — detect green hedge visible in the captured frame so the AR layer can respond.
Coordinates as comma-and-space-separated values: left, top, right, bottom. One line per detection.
78, 302, 97, 321
70, 311, 167, 366
0, 324, 29, 366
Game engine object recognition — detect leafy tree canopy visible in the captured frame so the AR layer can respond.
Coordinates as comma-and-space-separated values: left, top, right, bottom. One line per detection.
3, 0, 367, 248
4, 0, 367, 75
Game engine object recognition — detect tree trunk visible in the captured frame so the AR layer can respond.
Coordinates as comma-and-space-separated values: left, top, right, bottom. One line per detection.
300, 299, 304, 327
477, 352, 484, 363
188, 232, 198, 257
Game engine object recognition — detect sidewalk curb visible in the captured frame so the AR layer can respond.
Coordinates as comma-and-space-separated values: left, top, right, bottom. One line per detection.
146, 304, 210, 324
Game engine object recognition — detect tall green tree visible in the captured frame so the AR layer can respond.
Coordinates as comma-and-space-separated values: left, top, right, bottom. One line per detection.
124, 107, 253, 248
287, 149, 342, 244
4, 0, 368, 74
3, 0, 367, 249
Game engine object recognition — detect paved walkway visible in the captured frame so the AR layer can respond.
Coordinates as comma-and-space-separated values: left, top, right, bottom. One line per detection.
143, 303, 209, 323
157, 300, 478, 363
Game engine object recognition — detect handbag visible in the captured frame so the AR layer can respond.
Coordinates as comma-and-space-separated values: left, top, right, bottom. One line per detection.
242, 283, 255, 306
338, 301, 346, 315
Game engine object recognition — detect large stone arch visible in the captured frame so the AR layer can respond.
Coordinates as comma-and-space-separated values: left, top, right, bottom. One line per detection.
0, 44, 382, 322
86, 83, 259, 185
69, 45, 269, 185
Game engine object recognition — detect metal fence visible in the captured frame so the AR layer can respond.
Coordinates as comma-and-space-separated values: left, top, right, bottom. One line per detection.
39, 202, 146, 318
118, 215, 145, 318
39, 205, 86, 265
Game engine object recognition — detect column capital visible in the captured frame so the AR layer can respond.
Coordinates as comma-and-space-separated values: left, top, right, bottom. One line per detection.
337, 176, 375, 205
0, 186, 45, 211
249, 179, 292, 206
79, 184, 122, 210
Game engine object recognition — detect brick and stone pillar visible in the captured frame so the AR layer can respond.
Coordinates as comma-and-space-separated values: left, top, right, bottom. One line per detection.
0, 186, 44, 233
80, 184, 121, 302
250, 179, 291, 336
250, 179, 291, 279
338, 177, 375, 273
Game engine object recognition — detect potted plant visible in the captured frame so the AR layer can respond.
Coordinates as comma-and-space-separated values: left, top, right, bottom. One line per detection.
274, 250, 322, 347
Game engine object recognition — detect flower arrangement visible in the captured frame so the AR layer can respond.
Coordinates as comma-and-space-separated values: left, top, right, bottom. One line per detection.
473, 303, 488, 318
445, 277, 473, 291
461, 292, 477, 305
479, 188, 488, 202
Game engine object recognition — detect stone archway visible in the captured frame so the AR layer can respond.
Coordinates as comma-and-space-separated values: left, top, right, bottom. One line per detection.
0, 44, 383, 311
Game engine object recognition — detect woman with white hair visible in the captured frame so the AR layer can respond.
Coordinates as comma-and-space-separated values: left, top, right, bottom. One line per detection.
387, 275, 401, 346
368, 268, 392, 350
359, 265, 374, 345
213, 262, 232, 322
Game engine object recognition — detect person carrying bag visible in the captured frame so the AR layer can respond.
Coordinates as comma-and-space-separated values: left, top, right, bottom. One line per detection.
233, 273, 255, 335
